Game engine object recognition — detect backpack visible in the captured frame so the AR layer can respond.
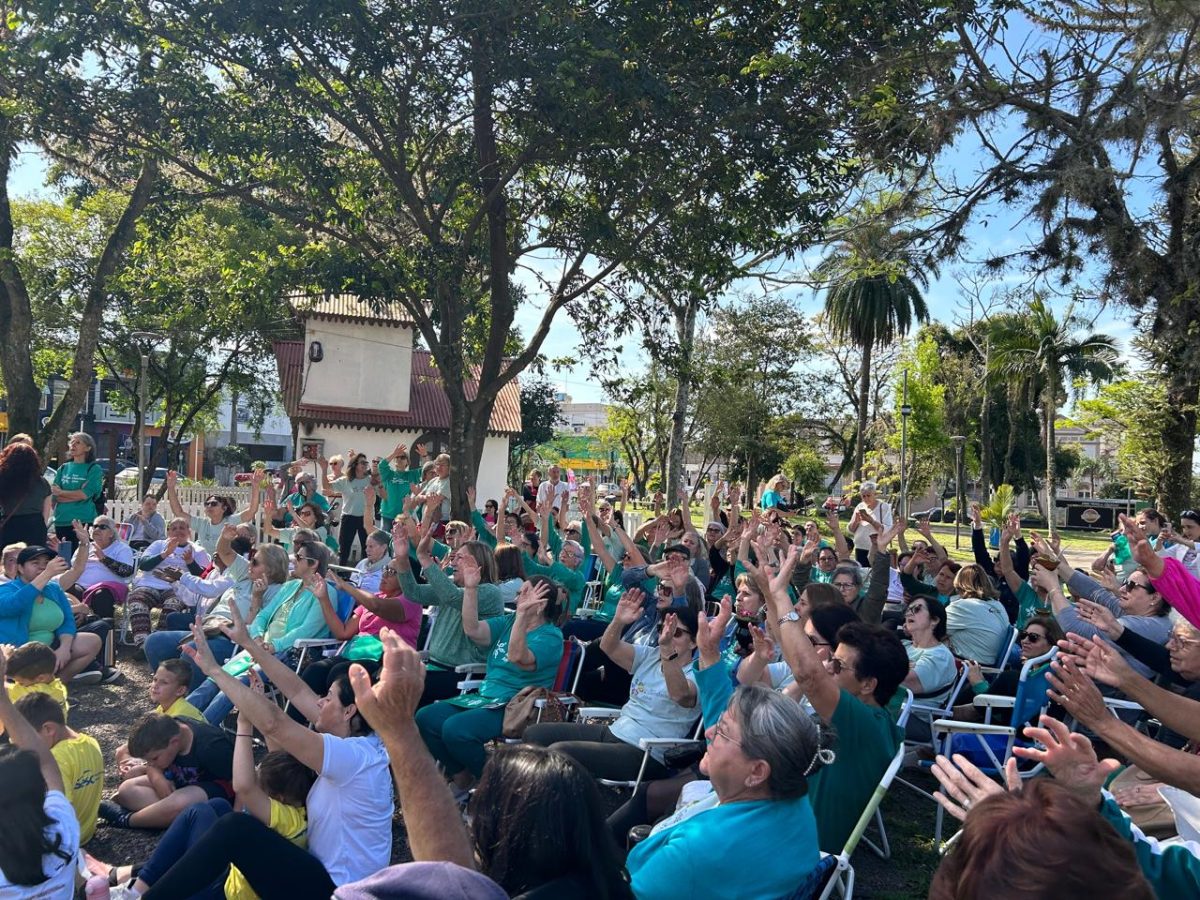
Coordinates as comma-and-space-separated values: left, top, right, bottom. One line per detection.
88, 463, 109, 516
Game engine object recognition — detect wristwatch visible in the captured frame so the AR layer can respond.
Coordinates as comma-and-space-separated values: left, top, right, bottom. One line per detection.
778, 610, 801, 627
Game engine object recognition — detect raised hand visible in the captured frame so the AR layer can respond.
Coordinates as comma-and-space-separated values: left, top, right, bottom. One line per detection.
1007, 512, 1022, 540
457, 552, 481, 589
1046, 655, 1110, 726
349, 628, 426, 728
931, 753, 1017, 823
72, 519, 89, 545
696, 594, 732, 662
223, 595, 255, 648
166, 470, 179, 488
659, 612, 682, 659
749, 623, 776, 661
968, 502, 982, 528
181, 545, 195, 566
613, 588, 645, 626
1028, 563, 1059, 594
1075, 598, 1123, 639
915, 516, 933, 538
466, 485, 476, 506
1057, 632, 1134, 690
515, 579, 552, 623
1011, 714, 1120, 802
183, 623, 222, 676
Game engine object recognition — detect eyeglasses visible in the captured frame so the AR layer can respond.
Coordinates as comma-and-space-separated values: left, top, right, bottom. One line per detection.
833, 580, 856, 590
1168, 632, 1200, 649
383, 567, 398, 577
295, 554, 314, 563
564, 528, 580, 535
712, 718, 741, 747
92, 523, 111, 531
905, 605, 927, 616
807, 634, 831, 649
670, 627, 690, 639
824, 656, 847, 675
1017, 631, 1046, 644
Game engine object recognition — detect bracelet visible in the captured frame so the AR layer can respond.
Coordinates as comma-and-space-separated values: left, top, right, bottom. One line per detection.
236, 731, 253, 738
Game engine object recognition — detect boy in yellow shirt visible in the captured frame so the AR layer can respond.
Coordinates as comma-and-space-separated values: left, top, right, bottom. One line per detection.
15, 691, 104, 843
3, 642, 69, 726
150, 659, 204, 721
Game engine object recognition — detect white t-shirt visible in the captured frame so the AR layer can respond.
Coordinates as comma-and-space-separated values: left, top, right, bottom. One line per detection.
852, 500, 894, 550
135, 539, 212, 591
0, 789, 79, 898
78, 540, 135, 589
307, 732, 394, 886
609, 644, 698, 761
906, 643, 958, 705
537, 479, 570, 512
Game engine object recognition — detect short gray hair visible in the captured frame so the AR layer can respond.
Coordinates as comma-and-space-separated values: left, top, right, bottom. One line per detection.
833, 563, 863, 588
859, 480, 878, 494
731, 684, 832, 799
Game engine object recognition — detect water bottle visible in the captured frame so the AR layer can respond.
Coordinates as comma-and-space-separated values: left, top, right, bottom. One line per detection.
1112, 532, 1132, 565
85, 875, 111, 900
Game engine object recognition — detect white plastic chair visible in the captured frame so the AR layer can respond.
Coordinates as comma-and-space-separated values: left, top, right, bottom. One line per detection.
577, 707, 704, 795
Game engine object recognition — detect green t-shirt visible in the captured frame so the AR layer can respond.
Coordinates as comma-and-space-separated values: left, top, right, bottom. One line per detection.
53, 461, 103, 526
378, 459, 425, 519
1015, 581, 1045, 629
29, 596, 67, 645
807, 689, 902, 855
478, 617, 563, 701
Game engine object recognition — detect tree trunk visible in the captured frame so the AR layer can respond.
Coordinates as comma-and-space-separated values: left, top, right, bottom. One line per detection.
1044, 378, 1057, 538
1158, 352, 1200, 520
666, 298, 699, 504
449, 393, 492, 521
978, 340, 992, 498
854, 346, 871, 480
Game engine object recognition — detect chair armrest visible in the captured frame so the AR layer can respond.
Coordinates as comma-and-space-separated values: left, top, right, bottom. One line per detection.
454, 663, 488, 675
291, 638, 342, 649
638, 737, 702, 750
534, 697, 579, 709
1103, 698, 1144, 712
972, 694, 1016, 709
931, 719, 1016, 736
577, 707, 621, 720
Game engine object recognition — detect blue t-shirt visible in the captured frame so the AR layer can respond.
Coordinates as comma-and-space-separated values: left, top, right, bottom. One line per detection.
478, 617, 562, 701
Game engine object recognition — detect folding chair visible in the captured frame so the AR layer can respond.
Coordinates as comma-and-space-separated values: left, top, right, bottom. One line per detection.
858, 689, 913, 861
805, 745, 907, 900
982, 624, 1019, 675
926, 647, 1059, 843
575, 580, 606, 618
576, 708, 705, 795
904, 661, 971, 748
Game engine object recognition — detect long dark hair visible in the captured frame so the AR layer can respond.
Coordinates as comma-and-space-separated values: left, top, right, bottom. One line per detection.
470, 745, 632, 899
0, 443, 44, 513
0, 746, 73, 885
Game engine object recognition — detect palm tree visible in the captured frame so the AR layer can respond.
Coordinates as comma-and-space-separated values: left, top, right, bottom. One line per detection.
993, 297, 1121, 535
817, 213, 933, 480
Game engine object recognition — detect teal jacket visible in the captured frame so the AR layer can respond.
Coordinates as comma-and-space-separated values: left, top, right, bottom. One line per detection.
248, 579, 328, 650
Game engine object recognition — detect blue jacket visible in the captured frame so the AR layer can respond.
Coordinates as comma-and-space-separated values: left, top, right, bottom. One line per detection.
0, 578, 77, 645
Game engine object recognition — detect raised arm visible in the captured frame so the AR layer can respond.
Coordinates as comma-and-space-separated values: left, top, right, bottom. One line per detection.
56, 521, 92, 593
165, 470, 187, 520
824, 501, 851, 560
613, 523, 647, 568
457, 555, 493, 647
235, 484, 261, 524
598, 589, 642, 672
232, 695, 271, 822
312, 577, 358, 641
316, 457, 334, 494
507, 582, 552, 671
657, 612, 697, 708
0, 647, 63, 793
995, 527, 1026, 595
755, 545, 841, 721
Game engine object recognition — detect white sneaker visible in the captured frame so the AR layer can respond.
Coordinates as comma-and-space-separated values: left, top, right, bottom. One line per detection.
71, 670, 103, 685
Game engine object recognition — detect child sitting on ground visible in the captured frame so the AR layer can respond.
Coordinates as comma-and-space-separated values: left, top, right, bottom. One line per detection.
110, 699, 316, 897
14, 691, 104, 844
101, 713, 234, 830
150, 660, 204, 722
2, 641, 69, 724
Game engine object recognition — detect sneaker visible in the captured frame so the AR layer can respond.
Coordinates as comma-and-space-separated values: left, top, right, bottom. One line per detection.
71, 670, 103, 685
97, 800, 134, 829
100, 667, 124, 685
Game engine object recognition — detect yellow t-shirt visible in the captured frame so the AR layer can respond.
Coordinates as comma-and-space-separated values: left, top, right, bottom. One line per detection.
51, 732, 104, 844
6, 678, 70, 719
224, 800, 307, 900
158, 697, 205, 722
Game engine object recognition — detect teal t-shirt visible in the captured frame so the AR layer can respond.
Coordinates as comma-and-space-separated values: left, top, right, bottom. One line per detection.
478, 617, 562, 701
807, 689, 902, 854
377, 459, 425, 519
53, 461, 102, 525
1015, 581, 1044, 629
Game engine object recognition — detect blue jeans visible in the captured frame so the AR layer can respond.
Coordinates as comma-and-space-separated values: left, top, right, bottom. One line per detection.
145, 632, 236, 693
138, 797, 231, 895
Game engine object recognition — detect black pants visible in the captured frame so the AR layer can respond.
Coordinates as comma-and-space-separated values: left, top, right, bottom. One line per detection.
855, 548, 870, 567
338, 514, 367, 565
607, 769, 698, 850
141, 812, 334, 900
524, 722, 669, 782
574, 642, 632, 707
420, 666, 466, 707
1, 513, 48, 548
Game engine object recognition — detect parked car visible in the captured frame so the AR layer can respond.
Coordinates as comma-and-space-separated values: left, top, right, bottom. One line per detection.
94, 457, 135, 474
115, 467, 169, 488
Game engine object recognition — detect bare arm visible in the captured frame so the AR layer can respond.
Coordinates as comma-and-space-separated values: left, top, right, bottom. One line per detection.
598, 590, 642, 672
165, 470, 187, 520
460, 583, 494, 648
56, 522, 91, 592
232, 706, 271, 822
995, 529, 1026, 595
658, 613, 696, 707
825, 504, 850, 559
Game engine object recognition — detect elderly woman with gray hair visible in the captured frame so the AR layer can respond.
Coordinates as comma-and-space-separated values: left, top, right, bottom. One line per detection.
849, 480, 893, 567
625, 682, 829, 899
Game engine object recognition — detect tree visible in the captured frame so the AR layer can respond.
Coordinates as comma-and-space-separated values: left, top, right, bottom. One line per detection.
599, 370, 675, 496
993, 297, 1121, 534
816, 203, 934, 479
509, 377, 563, 484
0, 9, 165, 456
886, 335, 949, 503
45, 0, 969, 517
936, 0, 1200, 515
1072, 379, 1174, 505
782, 446, 828, 506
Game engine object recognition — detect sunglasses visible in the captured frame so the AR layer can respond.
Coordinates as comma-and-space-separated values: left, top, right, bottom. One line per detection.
564, 528, 580, 535
824, 656, 847, 675
656, 586, 673, 595
204, 500, 221, 508
1126, 580, 1156, 593
383, 566, 398, 577
669, 626, 690, 639
1017, 631, 1046, 644
295, 554, 314, 563
92, 523, 111, 531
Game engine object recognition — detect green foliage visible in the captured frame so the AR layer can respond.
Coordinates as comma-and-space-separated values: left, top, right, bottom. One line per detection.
887, 335, 948, 499
1072, 378, 1174, 505
978, 484, 1015, 531
782, 446, 828, 501
509, 376, 563, 481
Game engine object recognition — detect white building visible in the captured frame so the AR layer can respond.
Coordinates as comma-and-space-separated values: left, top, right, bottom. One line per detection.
556, 393, 611, 433
273, 294, 522, 503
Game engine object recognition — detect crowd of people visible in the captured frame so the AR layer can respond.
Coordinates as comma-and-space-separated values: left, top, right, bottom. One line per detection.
4, 431, 1200, 898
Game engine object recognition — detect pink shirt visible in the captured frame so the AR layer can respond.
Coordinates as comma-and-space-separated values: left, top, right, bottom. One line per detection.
1150, 556, 1200, 630
357, 593, 422, 648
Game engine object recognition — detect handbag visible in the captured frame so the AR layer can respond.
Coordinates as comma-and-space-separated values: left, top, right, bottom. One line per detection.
501, 686, 576, 739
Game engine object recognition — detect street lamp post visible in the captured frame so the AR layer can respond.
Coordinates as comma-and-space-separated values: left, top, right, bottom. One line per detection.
952, 435, 967, 550
130, 332, 165, 493
899, 369, 912, 522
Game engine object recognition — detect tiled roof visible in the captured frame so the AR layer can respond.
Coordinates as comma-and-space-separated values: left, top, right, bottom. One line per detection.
287, 293, 413, 327
273, 341, 522, 435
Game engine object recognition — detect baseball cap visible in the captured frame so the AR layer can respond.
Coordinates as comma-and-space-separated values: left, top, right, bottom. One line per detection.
16, 545, 56, 565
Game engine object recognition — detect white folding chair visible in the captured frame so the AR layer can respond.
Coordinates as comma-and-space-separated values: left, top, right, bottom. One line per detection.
578, 708, 704, 795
